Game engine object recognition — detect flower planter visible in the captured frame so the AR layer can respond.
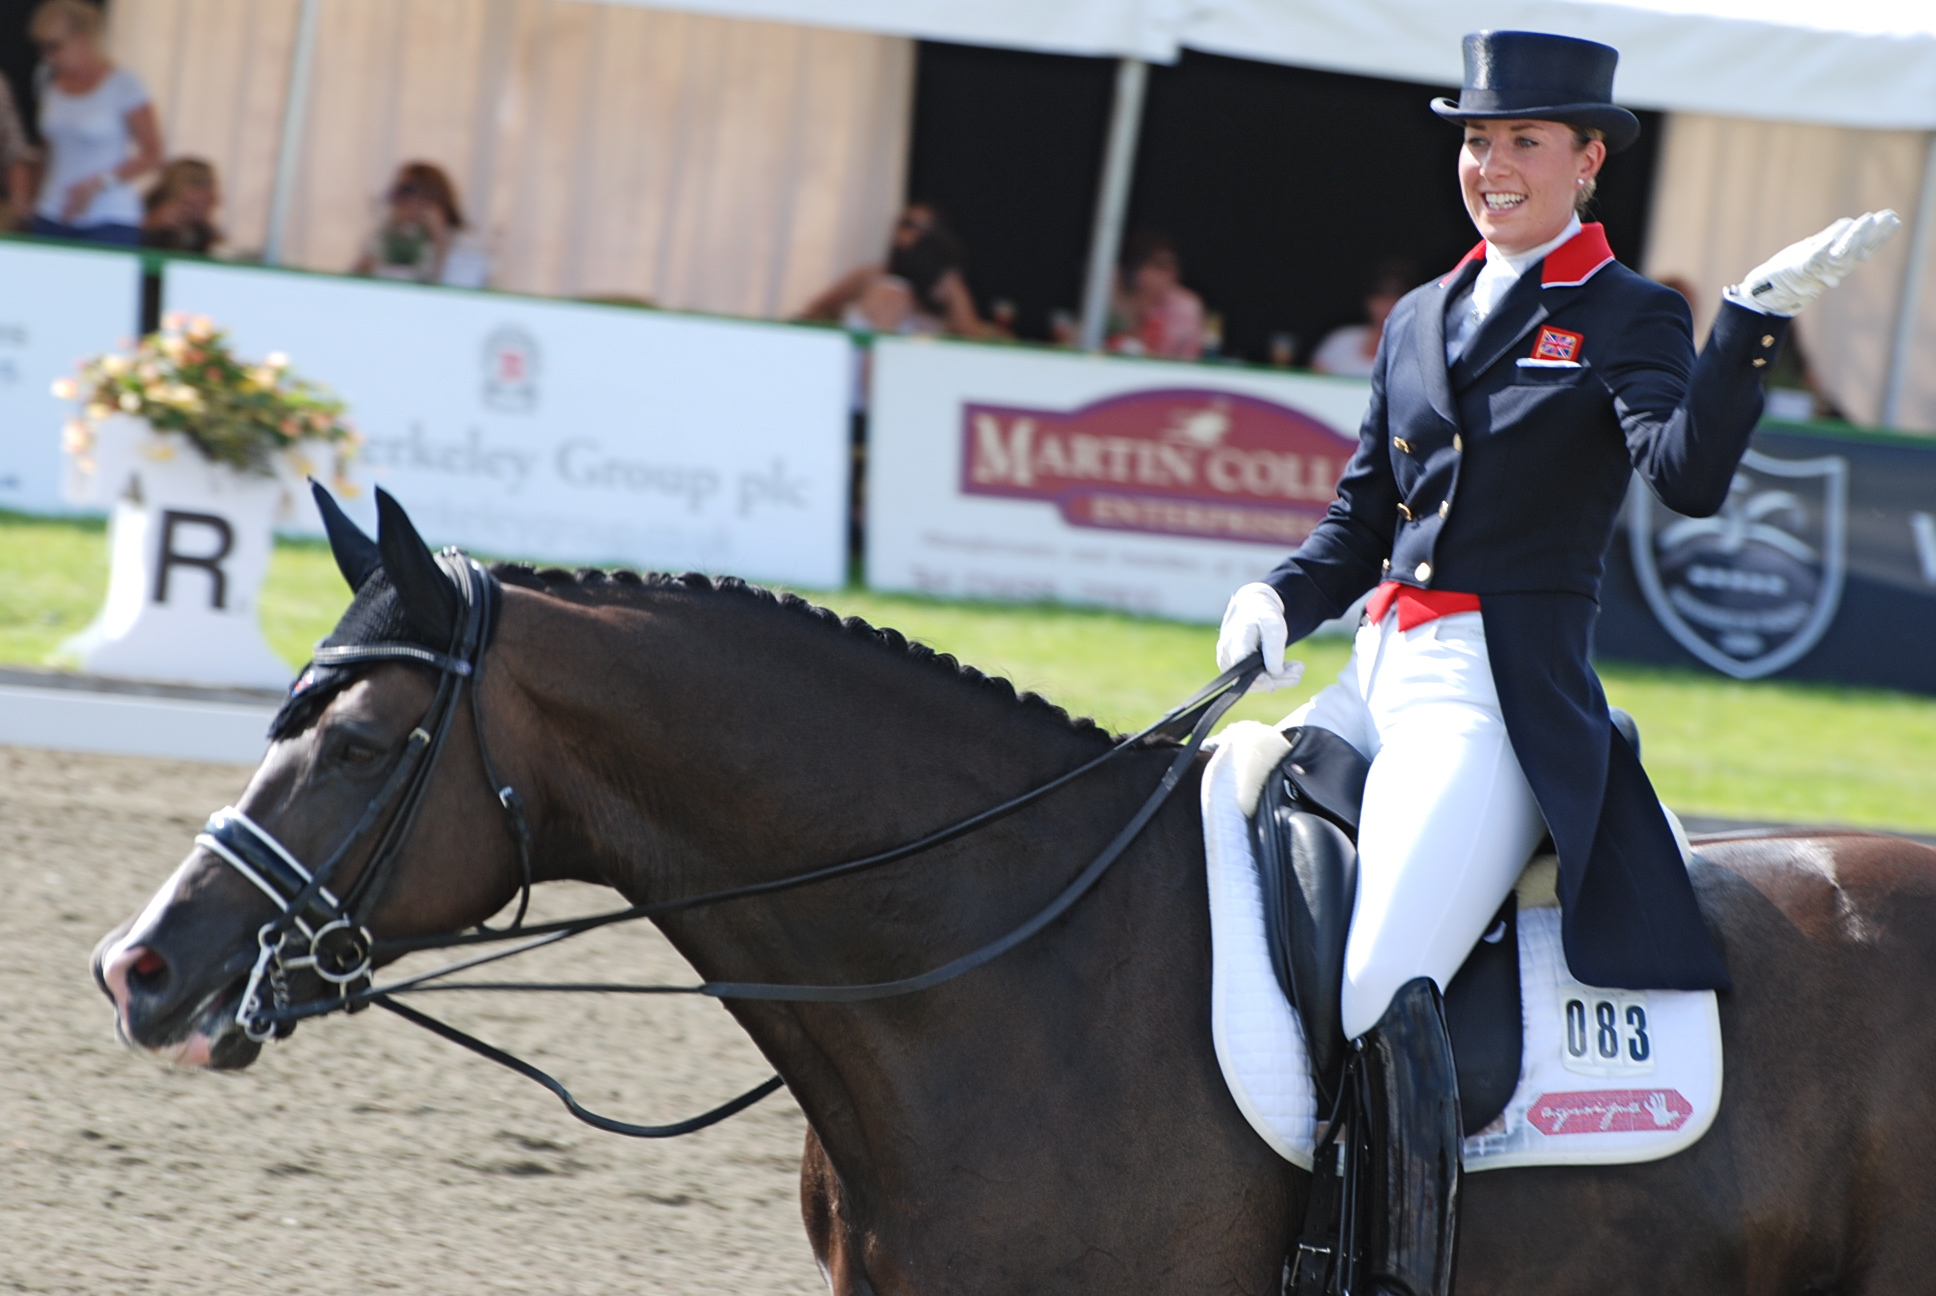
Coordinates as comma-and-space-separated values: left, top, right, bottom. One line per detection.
59, 414, 328, 690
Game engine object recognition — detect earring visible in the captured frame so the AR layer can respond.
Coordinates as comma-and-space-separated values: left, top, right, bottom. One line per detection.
1577, 178, 1585, 188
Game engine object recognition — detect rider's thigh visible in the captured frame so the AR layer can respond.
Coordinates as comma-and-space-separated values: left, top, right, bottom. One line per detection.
1339, 653, 1547, 1038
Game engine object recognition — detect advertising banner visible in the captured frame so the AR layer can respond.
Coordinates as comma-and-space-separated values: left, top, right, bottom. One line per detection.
1598, 423, 1936, 697
0, 239, 141, 516
165, 264, 852, 588
866, 337, 1372, 621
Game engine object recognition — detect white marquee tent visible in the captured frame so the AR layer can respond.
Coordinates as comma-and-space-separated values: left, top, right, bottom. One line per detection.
627, 0, 1936, 128
114, 0, 1936, 429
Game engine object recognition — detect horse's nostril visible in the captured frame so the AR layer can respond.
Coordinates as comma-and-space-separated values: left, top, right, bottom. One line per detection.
130, 948, 169, 991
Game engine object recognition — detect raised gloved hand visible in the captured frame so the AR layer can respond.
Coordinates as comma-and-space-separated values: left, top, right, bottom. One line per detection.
1215, 582, 1306, 692
1729, 210, 1901, 316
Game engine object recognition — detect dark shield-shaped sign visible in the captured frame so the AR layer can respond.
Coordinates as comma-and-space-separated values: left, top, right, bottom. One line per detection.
1627, 449, 1847, 680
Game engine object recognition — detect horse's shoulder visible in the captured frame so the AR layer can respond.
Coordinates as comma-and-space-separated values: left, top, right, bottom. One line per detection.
1693, 831, 1936, 947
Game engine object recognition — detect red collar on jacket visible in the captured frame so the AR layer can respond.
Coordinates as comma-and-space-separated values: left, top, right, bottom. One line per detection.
1438, 222, 1617, 289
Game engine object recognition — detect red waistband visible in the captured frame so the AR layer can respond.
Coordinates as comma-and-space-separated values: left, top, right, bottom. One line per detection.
1365, 581, 1483, 631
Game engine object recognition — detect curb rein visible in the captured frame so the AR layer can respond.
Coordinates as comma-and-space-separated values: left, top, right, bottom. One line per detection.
199, 550, 1262, 1138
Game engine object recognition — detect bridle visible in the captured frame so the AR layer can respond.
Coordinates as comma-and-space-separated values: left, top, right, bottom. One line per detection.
198, 547, 1260, 1137
199, 549, 531, 1044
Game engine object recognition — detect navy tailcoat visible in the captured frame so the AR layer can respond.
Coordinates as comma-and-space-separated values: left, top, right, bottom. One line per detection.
1265, 223, 1789, 991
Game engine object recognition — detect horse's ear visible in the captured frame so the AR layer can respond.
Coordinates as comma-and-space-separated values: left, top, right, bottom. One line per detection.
310, 479, 381, 592
374, 487, 460, 644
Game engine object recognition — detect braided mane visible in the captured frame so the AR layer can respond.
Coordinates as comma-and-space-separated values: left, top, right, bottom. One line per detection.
490, 564, 1118, 745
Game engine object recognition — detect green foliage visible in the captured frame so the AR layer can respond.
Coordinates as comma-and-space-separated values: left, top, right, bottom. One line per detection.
1, 510, 1930, 832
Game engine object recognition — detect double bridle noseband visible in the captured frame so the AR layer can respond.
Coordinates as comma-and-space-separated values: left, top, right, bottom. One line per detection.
200, 548, 1260, 1137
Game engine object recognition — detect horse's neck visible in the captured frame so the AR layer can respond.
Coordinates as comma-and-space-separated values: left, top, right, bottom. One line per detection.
500, 583, 1125, 916
497, 585, 1185, 1193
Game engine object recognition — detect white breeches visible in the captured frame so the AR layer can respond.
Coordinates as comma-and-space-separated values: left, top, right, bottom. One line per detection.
1286, 610, 1548, 1040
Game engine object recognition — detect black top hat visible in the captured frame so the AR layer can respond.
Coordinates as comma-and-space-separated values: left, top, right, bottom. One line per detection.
1431, 31, 1640, 153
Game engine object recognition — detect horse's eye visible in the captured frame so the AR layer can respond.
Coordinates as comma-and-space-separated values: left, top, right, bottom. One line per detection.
334, 736, 383, 768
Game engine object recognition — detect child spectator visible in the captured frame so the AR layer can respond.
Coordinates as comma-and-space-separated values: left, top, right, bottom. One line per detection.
141, 157, 221, 253
1109, 230, 1205, 360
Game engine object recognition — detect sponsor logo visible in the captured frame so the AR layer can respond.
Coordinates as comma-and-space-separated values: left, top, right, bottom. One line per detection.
1627, 449, 1847, 680
482, 325, 540, 412
1529, 1088, 1692, 1136
1532, 325, 1583, 363
959, 389, 1353, 546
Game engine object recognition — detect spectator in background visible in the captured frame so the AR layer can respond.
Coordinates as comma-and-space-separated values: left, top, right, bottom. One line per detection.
1656, 275, 1697, 319
141, 156, 220, 253
1109, 230, 1205, 360
26, 0, 162, 246
1311, 260, 1416, 377
843, 274, 926, 337
0, 76, 33, 228
799, 202, 989, 337
353, 161, 489, 287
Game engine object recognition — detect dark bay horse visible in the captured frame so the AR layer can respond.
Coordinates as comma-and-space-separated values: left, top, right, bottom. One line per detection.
93, 497, 1936, 1293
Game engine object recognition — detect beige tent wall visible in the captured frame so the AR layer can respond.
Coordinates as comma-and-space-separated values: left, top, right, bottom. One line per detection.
108, 0, 914, 318
1644, 112, 1936, 433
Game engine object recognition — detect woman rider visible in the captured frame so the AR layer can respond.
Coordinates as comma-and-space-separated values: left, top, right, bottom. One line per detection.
1214, 30, 1898, 1296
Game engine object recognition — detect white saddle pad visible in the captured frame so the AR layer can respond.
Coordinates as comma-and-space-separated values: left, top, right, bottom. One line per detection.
1202, 723, 1723, 1172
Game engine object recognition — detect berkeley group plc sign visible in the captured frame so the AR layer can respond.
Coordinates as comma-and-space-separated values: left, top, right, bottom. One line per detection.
162, 263, 851, 588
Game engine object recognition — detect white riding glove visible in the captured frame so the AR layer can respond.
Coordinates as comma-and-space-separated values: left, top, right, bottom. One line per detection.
1215, 582, 1306, 692
1727, 210, 1901, 316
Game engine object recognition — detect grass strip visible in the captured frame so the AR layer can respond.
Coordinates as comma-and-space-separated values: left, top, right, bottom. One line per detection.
4, 511, 1930, 832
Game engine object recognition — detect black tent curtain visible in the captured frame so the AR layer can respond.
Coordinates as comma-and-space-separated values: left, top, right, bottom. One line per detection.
907, 43, 1663, 364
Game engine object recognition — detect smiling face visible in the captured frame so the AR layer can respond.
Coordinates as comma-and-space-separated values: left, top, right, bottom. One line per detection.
1458, 119, 1606, 255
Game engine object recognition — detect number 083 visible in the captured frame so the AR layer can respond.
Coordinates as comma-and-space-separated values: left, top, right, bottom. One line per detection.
1559, 987, 1655, 1078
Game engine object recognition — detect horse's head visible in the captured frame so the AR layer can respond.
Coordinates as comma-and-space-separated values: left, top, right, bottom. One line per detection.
92, 487, 532, 1069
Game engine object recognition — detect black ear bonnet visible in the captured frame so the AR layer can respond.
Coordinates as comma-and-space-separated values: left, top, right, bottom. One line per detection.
270, 484, 500, 739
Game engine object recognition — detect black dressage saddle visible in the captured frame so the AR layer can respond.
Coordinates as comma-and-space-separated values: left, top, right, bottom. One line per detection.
1248, 711, 1646, 1133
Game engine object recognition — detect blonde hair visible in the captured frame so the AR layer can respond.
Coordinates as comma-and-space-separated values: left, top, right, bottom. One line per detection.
1571, 125, 1607, 214
29, 0, 104, 42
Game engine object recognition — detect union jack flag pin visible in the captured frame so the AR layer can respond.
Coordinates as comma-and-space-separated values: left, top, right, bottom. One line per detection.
1533, 325, 1584, 363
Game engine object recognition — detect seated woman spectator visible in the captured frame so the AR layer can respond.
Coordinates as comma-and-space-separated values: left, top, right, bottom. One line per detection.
1108, 231, 1205, 360
1310, 260, 1416, 377
799, 202, 988, 337
141, 157, 221, 253
25, 0, 162, 246
352, 161, 489, 287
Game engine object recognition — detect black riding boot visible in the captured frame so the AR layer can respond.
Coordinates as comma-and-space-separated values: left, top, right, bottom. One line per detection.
1361, 976, 1461, 1296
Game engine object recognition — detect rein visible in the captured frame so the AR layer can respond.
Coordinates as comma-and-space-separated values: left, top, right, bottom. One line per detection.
202, 551, 1261, 1137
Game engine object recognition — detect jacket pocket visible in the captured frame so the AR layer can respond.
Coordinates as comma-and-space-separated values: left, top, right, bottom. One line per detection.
1508, 363, 1593, 387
